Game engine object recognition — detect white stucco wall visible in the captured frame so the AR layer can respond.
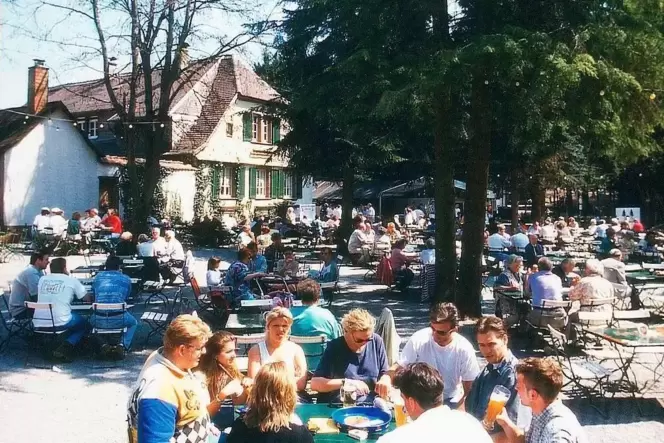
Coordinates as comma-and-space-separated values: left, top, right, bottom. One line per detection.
196, 98, 289, 167
4, 110, 100, 226
298, 179, 314, 205
162, 169, 196, 222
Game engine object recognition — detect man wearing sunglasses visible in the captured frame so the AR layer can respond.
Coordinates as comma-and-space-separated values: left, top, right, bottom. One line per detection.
311, 308, 391, 403
388, 303, 479, 409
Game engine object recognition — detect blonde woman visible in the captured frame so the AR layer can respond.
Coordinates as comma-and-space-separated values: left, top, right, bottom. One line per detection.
227, 362, 313, 443
310, 308, 391, 403
386, 222, 401, 243
247, 307, 308, 391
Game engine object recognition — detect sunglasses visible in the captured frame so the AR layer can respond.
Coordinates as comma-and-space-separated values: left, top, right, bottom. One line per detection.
351, 332, 374, 344
430, 324, 454, 337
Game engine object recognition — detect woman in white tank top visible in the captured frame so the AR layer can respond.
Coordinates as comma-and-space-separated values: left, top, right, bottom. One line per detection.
247, 307, 308, 391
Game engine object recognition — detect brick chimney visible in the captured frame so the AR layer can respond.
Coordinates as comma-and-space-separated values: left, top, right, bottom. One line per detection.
27, 59, 49, 114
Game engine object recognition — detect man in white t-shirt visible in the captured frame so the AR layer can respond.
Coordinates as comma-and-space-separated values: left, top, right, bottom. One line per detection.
33, 207, 51, 233
377, 362, 491, 443
34, 257, 91, 361
389, 302, 480, 409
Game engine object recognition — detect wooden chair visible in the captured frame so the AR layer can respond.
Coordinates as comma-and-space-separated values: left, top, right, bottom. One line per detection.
191, 276, 231, 321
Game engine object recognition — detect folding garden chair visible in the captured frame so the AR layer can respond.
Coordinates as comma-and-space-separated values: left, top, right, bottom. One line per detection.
0, 292, 32, 353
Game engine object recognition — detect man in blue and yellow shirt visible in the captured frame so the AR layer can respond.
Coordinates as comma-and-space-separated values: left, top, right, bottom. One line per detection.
128, 314, 212, 443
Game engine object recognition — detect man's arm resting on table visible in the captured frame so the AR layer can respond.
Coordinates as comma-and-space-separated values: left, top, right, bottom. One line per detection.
310, 376, 343, 393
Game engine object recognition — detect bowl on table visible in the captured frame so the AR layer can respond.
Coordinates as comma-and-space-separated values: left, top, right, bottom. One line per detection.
331, 406, 391, 434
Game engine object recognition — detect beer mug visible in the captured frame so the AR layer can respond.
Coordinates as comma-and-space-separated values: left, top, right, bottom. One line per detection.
483, 385, 511, 431
341, 380, 357, 408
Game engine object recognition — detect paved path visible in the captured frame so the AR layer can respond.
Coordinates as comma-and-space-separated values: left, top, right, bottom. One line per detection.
1, 250, 663, 442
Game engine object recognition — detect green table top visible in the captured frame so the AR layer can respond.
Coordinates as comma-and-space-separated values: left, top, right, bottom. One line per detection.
626, 270, 664, 282
586, 325, 664, 347
295, 404, 396, 442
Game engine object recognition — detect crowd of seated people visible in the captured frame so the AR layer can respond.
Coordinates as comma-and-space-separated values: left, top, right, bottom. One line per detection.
126, 302, 586, 443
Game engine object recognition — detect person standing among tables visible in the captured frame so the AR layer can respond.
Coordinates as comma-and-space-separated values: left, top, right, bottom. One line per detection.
493, 255, 525, 328
34, 257, 91, 361
387, 302, 479, 409
291, 279, 342, 369
465, 317, 531, 442
91, 255, 137, 358
127, 314, 213, 443
525, 257, 566, 330
523, 234, 544, 268
377, 363, 492, 443
496, 358, 587, 443
391, 239, 415, 292
9, 251, 50, 319
311, 308, 392, 403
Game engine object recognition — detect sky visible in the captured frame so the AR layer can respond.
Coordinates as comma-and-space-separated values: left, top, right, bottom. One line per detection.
0, 0, 278, 109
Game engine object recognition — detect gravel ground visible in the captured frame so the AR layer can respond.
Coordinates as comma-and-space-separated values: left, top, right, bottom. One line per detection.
1, 249, 663, 442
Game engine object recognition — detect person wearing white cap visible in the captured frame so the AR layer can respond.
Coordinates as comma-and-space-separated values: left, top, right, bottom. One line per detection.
33, 207, 51, 233
49, 208, 67, 237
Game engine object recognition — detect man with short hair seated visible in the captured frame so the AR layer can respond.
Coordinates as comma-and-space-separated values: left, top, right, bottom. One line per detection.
91, 255, 138, 357
488, 225, 512, 263
377, 362, 492, 443
9, 251, 49, 320
290, 279, 342, 369
526, 257, 565, 330
386, 302, 479, 409
311, 308, 391, 403
551, 258, 578, 288
34, 258, 91, 361
466, 317, 531, 442
496, 358, 587, 443
158, 230, 185, 284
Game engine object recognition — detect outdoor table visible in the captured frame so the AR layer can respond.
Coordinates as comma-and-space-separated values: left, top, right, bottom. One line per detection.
626, 271, 664, 311
294, 403, 396, 442
71, 303, 134, 312
583, 325, 664, 395
224, 312, 265, 334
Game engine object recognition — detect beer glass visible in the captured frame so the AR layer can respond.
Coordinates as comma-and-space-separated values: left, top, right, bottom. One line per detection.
483, 385, 511, 430
393, 401, 409, 427
341, 380, 357, 408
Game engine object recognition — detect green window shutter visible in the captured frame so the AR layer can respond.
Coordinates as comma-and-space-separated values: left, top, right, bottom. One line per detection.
235, 167, 245, 198
211, 166, 220, 198
272, 118, 281, 143
243, 113, 252, 141
279, 170, 286, 198
270, 169, 279, 199
249, 167, 257, 199
295, 174, 303, 199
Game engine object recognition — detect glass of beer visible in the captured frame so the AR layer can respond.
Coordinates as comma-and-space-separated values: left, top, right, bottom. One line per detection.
341, 380, 357, 408
393, 400, 409, 427
483, 385, 511, 431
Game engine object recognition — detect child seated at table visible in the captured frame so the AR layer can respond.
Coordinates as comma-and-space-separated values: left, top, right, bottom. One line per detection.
207, 256, 223, 287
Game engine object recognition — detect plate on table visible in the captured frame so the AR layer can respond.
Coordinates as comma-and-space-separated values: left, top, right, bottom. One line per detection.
331, 407, 391, 434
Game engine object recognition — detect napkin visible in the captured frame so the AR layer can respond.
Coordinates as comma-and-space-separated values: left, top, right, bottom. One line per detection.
307, 418, 340, 434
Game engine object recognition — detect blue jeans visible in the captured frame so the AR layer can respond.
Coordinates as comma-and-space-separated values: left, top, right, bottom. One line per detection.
90, 312, 138, 349
62, 313, 89, 345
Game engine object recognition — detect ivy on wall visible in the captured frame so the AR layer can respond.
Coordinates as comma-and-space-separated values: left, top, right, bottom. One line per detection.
119, 165, 168, 225
193, 162, 223, 219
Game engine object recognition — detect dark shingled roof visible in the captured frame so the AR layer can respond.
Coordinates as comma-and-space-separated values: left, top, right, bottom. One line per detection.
46, 55, 279, 157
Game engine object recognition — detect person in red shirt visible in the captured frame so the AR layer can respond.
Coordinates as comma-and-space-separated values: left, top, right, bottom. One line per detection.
102, 208, 123, 234
632, 219, 645, 234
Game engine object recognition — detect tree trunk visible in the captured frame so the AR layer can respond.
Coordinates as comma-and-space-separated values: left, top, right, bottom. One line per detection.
566, 188, 574, 216
458, 70, 490, 318
531, 178, 544, 222
338, 164, 355, 256
433, 91, 457, 303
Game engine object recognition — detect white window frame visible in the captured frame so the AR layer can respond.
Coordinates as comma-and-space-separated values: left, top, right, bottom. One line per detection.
256, 169, 266, 198
252, 115, 260, 142
77, 118, 86, 132
262, 118, 271, 143
88, 118, 98, 139
283, 172, 293, 198
226, 122, 233, 138
219, 167, 232, 197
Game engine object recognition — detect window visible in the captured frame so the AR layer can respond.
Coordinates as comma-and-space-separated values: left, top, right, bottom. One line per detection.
88, 118, 98, 139
77, 118, 86, 132
219, 167, 232, 197
262, 118, 272, 143
256, 169, 266, 198
226, 123, 233, 137
252, 115, 260, 141
283, 172, 293, 198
